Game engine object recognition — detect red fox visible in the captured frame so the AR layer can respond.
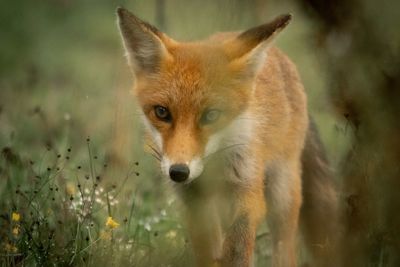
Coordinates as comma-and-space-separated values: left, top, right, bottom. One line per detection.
117, 7, 339, 267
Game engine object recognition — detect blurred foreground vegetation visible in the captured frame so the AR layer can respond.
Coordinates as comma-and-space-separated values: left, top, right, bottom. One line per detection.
0, 0, 399, 266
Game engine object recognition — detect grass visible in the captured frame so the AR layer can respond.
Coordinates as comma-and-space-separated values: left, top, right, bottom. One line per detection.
0, 140, 191, 266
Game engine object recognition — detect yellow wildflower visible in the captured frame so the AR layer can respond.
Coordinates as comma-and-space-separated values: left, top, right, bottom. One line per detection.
105, 216, 119, 229
12, 227, 20, 236
11, 212, 20, 222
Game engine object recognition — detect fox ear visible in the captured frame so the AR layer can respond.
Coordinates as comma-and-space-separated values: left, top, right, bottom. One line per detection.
117, 7, 171, 75
226, 14, 292, 76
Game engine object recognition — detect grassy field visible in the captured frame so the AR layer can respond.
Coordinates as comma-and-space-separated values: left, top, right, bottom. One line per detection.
0, 1, 351, 266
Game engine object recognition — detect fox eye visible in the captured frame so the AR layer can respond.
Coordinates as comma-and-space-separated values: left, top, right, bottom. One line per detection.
154, 105, 172, 122
201, 109, 221, 125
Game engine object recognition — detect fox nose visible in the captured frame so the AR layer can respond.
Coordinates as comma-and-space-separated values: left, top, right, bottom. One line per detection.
169, 164, 190, 183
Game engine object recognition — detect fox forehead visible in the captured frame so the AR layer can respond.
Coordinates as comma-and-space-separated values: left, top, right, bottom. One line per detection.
135, 43, 249, 114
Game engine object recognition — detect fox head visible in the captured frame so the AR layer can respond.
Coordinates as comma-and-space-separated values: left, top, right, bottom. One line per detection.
117, 7, 291, 183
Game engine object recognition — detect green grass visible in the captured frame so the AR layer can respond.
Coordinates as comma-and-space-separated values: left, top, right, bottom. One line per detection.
0, 140, 191, 266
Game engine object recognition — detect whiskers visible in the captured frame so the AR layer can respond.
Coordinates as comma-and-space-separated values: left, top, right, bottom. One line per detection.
146, 143, 162, 162
145, 141, 247, 163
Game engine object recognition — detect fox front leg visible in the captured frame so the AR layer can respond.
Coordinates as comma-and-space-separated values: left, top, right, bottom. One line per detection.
220, 186, 265, 267
185, 199, 224, 267
220, 213, 257, 267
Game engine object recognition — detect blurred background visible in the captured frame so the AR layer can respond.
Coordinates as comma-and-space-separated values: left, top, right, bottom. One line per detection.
0, 0, 399, 266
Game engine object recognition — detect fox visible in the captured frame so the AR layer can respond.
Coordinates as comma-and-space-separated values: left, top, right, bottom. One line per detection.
117, 7, 340, 267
